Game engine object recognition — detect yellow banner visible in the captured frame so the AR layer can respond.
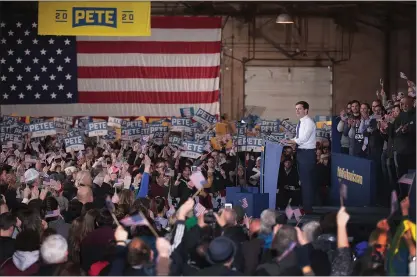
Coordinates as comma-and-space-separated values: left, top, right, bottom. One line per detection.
38, 1, 151, 36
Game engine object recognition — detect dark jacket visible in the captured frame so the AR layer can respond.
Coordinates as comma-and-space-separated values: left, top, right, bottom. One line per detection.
255, 252, 302, 276
393, 109, 416, 155
242, 238, 264, 275
0, 236, 15, 264
35, 263, 64, 276
363, 118, 385, 157
80, 226, 115, 272
196, 264, 241, 276
108, 245, 155, 276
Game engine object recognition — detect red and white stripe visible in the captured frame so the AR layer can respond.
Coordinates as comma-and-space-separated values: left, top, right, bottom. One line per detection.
77, 16, 221, 117
194, 203, 206, 217
241, 198, 248, 209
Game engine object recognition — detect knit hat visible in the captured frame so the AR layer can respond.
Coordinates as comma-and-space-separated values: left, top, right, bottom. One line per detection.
24, 168, 39, 183
206, 236, 236, 264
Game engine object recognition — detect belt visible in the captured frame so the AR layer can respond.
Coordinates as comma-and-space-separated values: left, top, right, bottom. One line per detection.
297, 148, 316, 151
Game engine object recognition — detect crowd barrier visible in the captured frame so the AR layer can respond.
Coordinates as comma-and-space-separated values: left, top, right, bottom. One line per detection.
330, 152, 376, 207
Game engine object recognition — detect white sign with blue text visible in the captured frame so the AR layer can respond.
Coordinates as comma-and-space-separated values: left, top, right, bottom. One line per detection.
29, 122, 57, 138
87, 121, 108, 137
193, 108, 217, 127
171, 117, 192, 132
121, 127, 142, 141
107, 117, 123, 128
181, 141, 205, 159
237, 137, 263, 152
64, 135, 85, 153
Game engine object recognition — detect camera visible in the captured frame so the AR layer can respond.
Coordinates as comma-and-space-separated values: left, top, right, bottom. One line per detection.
203, 210, 216, 225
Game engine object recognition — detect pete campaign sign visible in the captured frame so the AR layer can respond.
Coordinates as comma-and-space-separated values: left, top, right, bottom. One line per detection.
171, 117, 192, 132
169, 133, 182, 146
87, 121, 108, 137
149, 125, 168, 134
107, 117, 123, 128
29, 122, 57, 138
125, 120, 143, 129
193, 108, 217, 127
37, 1, 151, 36
54, 121, 70, 134
121, 127, 142, 141
260, 120, 280, 134
237, 137, 263, 152
181, 141, 205, 159
64, 135, 85, 153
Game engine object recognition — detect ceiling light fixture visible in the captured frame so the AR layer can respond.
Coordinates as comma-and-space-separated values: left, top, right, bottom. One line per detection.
276, 13, 294, 24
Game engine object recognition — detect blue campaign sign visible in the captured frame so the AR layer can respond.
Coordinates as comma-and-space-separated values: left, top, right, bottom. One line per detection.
121, 127, 142, 141
77, 117, 91, 129
64, 135, 85, 152
67, 128, 82, 137
168, 133, 182, 146
125, 120, 143, 129
141, 124, 150, 136
54, 121, 70, 134
149, 125, 168, 134
107, 117, 123, 128
180, 107, 195, 118
237, 137, 263, 152
193, 108, 217, 126
87, 121, 108, 137
171, 117, 192, 132
330, 153, 376, 207
29, 122, 57, 138
195, 131, 214, 142
181, 141, 205, 159
1, 115, 19, 125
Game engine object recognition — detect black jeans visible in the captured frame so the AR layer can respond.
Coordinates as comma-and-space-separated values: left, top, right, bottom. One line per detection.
297, 149, 316, 210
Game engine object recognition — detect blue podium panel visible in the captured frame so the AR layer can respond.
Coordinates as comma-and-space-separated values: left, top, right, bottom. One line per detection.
330, 153, 376, 207
234, 192, 269, 218
226, 187, 242, 205
226, 186, 260, 205
243, 187, 259, 193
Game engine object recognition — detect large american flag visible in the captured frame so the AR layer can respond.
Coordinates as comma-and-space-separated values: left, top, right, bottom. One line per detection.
0, 15, 221, 117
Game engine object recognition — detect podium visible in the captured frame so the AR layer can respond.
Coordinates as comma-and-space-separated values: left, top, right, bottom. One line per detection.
330, 153, 376, 207
226, 187, 269, 217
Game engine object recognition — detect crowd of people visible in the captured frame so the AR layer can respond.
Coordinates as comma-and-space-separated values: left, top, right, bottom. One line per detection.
0, 123, 414, 275
337, 77, 416, 207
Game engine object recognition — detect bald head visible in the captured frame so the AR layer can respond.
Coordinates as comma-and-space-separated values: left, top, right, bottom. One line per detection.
77, 186, 93, 204
401, 96, 414, 112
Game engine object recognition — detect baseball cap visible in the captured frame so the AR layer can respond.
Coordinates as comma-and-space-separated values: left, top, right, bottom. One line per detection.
24, 168, 39, 183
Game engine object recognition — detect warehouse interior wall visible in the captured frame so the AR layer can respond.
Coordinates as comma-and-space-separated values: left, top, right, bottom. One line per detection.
220, 16, 416, 120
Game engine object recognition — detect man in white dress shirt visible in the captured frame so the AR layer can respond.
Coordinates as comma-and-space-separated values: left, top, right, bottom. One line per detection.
284, 101, 317, 213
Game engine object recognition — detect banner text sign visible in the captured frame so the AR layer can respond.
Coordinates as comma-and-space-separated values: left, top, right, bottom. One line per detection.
38, 1, 151, 36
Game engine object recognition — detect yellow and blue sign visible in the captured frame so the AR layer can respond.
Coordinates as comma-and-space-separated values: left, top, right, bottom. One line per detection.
38, 2, 151, 36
